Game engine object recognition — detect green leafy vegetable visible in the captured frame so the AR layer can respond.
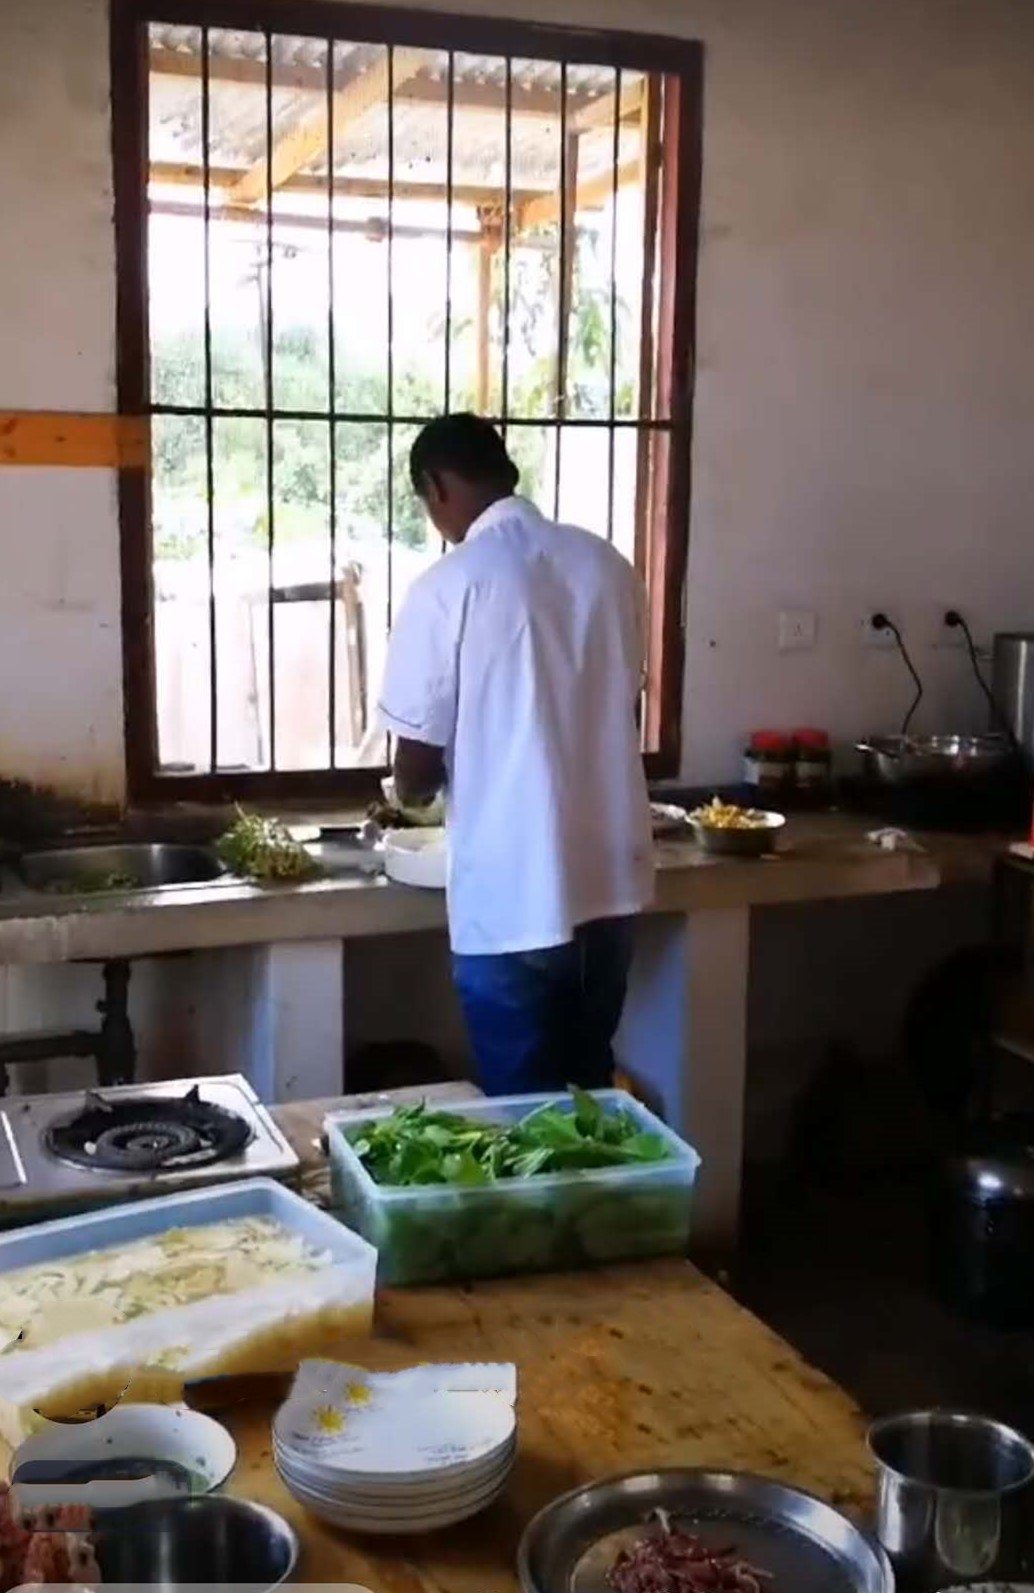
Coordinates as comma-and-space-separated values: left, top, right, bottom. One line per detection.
41, 870, 140, 896
216, 809, 321, 883
331, 1091, 694, 1285
347, 1091, 672, 1189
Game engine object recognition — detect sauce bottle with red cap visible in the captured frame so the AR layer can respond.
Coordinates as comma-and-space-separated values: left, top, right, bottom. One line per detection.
744, 731, 794, 795
793, 729, 833, 795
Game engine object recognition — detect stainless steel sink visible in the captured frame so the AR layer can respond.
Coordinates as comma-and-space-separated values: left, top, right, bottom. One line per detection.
17, 843, 225, 896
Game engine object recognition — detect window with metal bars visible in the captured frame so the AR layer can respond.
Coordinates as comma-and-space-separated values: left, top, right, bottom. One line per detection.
112, 0, 702, 804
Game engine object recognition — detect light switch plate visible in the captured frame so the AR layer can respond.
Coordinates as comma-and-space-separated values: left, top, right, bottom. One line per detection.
778, 609, 817, 651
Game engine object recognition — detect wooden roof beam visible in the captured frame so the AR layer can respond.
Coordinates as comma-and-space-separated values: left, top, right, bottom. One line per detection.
150, 160, 544, 210
517, 157, 639, 230
229, 46, 425, 206
151, 197, 486, 242
572, 77, 644, 133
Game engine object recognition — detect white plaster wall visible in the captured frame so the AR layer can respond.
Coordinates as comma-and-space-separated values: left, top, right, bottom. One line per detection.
0, 0, 122, 804
679, 0, 1034, 776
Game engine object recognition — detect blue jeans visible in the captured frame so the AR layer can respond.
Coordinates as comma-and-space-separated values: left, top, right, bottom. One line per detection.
453, 918, 635, 1097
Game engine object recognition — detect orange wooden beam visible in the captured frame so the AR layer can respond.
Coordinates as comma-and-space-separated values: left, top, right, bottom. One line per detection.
0, 413, 149, 469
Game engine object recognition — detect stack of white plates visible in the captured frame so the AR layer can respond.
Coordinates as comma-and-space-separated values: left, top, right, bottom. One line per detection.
273, 1360, 517, 1534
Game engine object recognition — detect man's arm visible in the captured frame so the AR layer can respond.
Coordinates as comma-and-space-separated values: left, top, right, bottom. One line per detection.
394, 737, 446, 807
377, 578, 458, 795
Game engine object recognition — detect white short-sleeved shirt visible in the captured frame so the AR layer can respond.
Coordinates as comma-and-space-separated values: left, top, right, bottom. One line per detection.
378, 496, 654, 956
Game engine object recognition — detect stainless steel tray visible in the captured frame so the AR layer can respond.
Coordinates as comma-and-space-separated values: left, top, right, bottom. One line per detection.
518, 1469, 893, 1593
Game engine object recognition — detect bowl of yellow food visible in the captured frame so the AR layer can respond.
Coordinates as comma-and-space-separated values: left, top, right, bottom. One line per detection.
689, 798, 786, 856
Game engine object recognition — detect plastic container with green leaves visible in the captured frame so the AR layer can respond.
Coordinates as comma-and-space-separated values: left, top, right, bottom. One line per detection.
324, 1090, 700, 1285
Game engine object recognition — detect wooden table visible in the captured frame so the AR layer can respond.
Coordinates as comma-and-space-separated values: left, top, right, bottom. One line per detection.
226, 1095, 878, 1591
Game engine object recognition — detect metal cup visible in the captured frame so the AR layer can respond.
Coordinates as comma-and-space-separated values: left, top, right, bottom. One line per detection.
868, 1410, 1034, 1591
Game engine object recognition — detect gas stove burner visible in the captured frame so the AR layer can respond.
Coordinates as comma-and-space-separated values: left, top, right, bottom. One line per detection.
44, 1085, 252, 1174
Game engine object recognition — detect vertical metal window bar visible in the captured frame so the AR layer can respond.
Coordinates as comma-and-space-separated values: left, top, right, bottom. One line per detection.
326, 40, 337, 766
438, 51, 455, 558
500, 57, 513, 437
443, 52, 455, 410
606, 67, 622, 544
386, 45, 396, 633
263, 30, 276, 769
201, 27, 217, 770
553, 61, 569, 518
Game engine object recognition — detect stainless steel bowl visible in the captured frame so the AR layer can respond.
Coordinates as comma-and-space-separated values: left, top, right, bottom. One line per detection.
856, 734, 1014, 787
869, 1409, 1034, 1591
95, 1495, 298, 1592
519, 1468, 892, 1593
690, 811, 785, 856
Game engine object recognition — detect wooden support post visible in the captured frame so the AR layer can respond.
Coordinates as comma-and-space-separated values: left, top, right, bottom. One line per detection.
338, 564, 367, 747
556, 129, 580, 419
476, 240, 493, 413
617, 908, 751, 1259
475, 206, 503, 414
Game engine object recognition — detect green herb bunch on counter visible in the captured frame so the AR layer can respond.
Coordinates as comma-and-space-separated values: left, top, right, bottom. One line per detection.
216, 810, 321, 883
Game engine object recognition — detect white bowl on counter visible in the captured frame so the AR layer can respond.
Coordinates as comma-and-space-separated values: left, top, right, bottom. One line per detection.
10, 1402, 237, 1511
382, 827, 447, 890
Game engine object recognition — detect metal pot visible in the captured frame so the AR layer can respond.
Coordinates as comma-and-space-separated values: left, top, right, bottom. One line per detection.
933, 1120, 1034, 1326
868, 1409, 1034, 1591
94, 1495, 298, 1592
856, 734, 1015, 787
993, 633, 1034, 768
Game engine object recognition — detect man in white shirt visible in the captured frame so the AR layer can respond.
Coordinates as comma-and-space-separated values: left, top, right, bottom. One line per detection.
378, 414, 654, 1095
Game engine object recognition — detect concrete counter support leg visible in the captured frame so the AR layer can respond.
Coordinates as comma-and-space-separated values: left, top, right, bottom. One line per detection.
251, 940, 344, 1102
617, 907, 751, 1258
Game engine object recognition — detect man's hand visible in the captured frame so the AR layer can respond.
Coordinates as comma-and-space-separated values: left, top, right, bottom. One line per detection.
394, 737, 446, 808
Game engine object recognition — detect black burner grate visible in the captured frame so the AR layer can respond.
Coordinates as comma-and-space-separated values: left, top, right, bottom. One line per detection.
44, 1086, 251, 1173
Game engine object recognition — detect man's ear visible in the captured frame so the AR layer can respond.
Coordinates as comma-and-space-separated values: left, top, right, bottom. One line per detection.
423, 470, 447, 510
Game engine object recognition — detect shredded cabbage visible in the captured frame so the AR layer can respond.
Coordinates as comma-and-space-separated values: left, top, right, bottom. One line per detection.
0, 1216, 332, 1351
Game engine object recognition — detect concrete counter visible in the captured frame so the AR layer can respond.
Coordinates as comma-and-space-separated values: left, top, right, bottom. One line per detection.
0, 812, 942, 966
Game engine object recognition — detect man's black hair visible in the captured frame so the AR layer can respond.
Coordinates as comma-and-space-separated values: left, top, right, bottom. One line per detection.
409, 413, 519, 497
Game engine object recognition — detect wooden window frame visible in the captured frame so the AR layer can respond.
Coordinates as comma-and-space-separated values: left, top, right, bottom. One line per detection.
111, 0, 703, 805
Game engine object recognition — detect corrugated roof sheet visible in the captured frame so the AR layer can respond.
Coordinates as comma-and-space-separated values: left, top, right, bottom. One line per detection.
148, 24, 643, 202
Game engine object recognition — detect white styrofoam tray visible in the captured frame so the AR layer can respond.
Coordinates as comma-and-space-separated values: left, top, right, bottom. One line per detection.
0, 1179, 376, 1441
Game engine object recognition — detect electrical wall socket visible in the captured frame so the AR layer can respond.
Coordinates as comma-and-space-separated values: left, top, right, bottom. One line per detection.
858, 614, 897, 649
929, 608, 968, 649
